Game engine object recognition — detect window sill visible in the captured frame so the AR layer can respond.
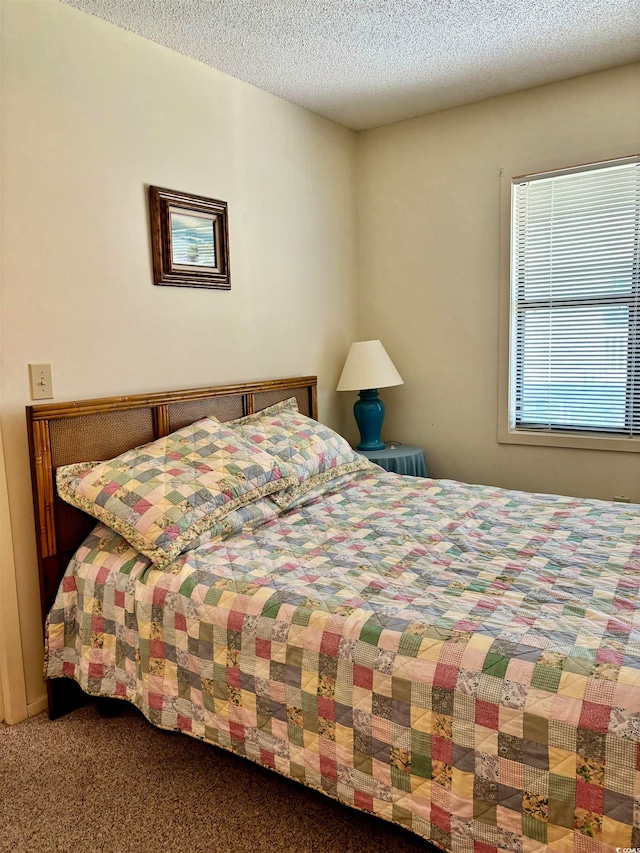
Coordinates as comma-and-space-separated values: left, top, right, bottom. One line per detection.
498, 428, 640, 453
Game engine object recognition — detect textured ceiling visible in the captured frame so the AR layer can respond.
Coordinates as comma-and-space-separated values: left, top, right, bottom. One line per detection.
61, 0, 640, 130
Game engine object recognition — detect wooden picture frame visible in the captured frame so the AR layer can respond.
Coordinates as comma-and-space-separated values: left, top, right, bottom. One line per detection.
149, 186, 231, 290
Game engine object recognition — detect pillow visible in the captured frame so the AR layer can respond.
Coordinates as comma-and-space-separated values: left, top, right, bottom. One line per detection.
229, 397, 372, 509
69, 497, 280, 578
56, 418, 296, 568
230, 396, 300, 425
278, 469, 370, 512
180, 497, 280, 555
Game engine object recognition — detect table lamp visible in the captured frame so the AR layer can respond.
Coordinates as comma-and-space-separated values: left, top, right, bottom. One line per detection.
336, 340, 404, 451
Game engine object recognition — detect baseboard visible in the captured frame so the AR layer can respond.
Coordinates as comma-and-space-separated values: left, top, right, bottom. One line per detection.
27, 695, 48, 717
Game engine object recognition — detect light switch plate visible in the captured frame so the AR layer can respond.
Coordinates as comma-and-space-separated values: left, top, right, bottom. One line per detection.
29, 363, 53, 400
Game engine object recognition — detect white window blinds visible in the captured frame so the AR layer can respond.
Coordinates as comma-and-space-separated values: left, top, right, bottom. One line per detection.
511, 158, 640, 436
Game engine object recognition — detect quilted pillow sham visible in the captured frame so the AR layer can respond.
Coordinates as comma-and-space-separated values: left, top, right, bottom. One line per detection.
230, 397, 372, 509
56, 418, 296, 568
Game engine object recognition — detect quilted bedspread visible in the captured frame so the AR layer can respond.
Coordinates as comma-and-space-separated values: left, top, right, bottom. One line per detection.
45, 470, 640, 853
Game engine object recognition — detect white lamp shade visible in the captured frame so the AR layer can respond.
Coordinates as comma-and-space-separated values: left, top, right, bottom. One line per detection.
336, 340, 404, 392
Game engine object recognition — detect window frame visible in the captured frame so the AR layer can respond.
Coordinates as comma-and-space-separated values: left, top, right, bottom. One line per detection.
498, 153, 640, 454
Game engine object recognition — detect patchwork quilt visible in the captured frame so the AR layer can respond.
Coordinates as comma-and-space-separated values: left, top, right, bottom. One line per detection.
45, 470, 640, 853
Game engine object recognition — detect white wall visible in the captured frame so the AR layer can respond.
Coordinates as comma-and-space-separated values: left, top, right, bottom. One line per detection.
357, 64, 640, 500
0, 1, 358, 713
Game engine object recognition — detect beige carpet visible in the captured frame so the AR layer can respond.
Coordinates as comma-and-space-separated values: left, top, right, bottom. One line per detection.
1, 701, 436, 853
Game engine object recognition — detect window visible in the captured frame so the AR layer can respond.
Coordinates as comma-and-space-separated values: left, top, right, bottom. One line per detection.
508, 157, 640, 443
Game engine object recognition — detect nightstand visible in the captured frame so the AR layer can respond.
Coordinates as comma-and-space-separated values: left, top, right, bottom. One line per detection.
358, 443, 428, 477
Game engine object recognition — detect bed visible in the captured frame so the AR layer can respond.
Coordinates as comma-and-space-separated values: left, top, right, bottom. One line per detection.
27, 376, 640, 853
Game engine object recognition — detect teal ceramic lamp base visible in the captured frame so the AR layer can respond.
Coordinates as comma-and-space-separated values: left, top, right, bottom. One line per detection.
354, 389, 386, 451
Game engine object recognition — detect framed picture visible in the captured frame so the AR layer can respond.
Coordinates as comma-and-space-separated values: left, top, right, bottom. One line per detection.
149, 186, 231, 289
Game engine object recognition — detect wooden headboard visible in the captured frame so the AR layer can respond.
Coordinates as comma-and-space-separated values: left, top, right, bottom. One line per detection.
26, 375, 317, 717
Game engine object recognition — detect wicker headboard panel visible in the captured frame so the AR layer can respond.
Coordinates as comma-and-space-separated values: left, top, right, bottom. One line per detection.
27, 377, 317, 625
